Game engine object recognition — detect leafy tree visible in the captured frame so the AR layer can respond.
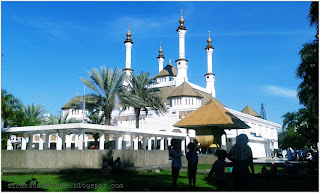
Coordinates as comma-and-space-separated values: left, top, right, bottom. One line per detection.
22, 104, 47, 126
278, 128, 307, 149
46, 111, 80, 125
1, 89, 24, 128
120, 71, 167, 128
81, 66, 125, 125
294, 2, 319, 147
87, 111, 105, 124
281, 112, 298, 132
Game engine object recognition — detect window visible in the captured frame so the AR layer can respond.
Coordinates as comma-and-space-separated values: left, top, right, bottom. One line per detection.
192, 98, 194, 105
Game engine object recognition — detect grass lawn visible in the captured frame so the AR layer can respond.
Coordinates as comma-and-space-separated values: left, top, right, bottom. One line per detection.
1, 165, 318, 191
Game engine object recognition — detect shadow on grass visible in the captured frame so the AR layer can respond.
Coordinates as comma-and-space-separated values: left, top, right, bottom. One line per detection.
2, 179, 46, 192
2, 169, 318, 191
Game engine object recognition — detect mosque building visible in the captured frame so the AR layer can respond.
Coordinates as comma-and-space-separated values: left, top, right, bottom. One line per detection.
62, 11, 281, 158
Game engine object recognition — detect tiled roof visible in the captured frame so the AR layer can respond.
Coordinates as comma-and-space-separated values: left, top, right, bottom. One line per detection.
174, 99, 250, 130
241, 104, 261, 118
156, 63, 177, 77
168, 82, 203, 99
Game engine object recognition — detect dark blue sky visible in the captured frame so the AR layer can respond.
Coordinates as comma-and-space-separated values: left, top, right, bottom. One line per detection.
1, 1, 315, 126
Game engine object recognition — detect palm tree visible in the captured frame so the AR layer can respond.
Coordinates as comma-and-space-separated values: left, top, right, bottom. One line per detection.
46, 111, 80, 125
281, 112, 298, 132
120, 71, 167, 128
22, 104, 47, 126
1, 89, 23, 128
81, 66, 125, 125
87, 111, 105, 124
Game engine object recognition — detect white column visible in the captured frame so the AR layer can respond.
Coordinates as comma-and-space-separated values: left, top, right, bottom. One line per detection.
44, 133, 50, 150
28, 133, 33, 150
21, 132, 27, 150
75, 134, 79, 149
186, 135, 190, 147
84, 134, 88, 149
78, 130, 84, 150
206, 47, 213, 74
134, 136, 139, 150
167, 138, 172, 146
131, 134, 135, 150
99, 132, 105, 150
178, 30, 187, 59
148, 137, 152, 150
160, 137, 164, 150
66, 134, 71, 150
39, 132, 44, 150
164, 138, 168, 150
181, 139, 186, 155
125, 42, 133, 69
154, 137, 157, 150
221, 134, 227, 150
142, 135, 147, 150
56, 131, 62, 150
116, 133, 123, 150
158, 57, 164, 73
6, 133, 13, 150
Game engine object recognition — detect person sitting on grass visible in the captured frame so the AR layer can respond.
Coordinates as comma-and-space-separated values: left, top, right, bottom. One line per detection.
258, 166, 270, 177
102, 158, 108, 176
114, 157, 122, 174
186, 142, 198, 189
208, 149, 232, 191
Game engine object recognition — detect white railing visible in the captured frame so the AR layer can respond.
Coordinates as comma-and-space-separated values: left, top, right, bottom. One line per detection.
148, 81, 176, 88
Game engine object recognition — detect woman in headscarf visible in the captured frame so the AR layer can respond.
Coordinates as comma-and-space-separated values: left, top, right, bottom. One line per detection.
227, 134, 254, 190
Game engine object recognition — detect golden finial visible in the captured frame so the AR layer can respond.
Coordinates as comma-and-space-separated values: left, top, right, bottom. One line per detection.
169, 59, 171, 64
157, 42, 164, 59
177, 9, 186, 30
205, 30, 213, 49
124, 24, 133, 44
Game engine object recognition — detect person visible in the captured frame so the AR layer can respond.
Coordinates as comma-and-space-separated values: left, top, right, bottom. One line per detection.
287, 148, 293, 161
114, 157, 122, 174
227, 134, 254, 191
258, 166, 270, 177
186, 142, 198, 189
102, 158, 108, 176
169, 139, 182, 189
208, 149, 232, 191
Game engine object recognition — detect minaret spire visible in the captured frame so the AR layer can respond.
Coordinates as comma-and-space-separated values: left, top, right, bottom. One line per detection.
176, 9, 188, 86
123, 24, 134, 86
157, 42, 165, 73
205, 31, 215, 97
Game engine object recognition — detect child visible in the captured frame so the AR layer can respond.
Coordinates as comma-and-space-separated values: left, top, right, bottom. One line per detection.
208, 149, 232, 191
186, 142, 198, 189
169, 139, 182, 189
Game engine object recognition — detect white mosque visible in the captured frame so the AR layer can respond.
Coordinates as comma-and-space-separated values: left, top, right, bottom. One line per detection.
61, 11, 281, 158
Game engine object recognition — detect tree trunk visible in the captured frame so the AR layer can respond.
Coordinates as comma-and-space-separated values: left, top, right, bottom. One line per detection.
105, 110, 111, 125
134, 108, 141, 129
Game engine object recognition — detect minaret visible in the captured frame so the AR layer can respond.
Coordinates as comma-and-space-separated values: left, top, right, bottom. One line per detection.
205, 31, 216, 97
157, 42, 165, 73
123, 25, 134, 86
175, 9, 188, 86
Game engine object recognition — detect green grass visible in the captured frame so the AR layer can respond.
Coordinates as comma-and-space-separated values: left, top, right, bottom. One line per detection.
1, 165, 318, 191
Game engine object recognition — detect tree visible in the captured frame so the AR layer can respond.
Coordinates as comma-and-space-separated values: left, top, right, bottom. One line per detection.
81, 66, 125, 125
22, 104, 47, 126
1, 89, 23, 128
294, 2, 319, 146
278, 129, 307, 149
281, 112, 298, 131
46, 111, 80, 125
120, 71, 167, 128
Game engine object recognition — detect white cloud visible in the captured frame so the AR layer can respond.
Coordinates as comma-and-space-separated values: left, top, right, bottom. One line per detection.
263, 85, 297, 98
